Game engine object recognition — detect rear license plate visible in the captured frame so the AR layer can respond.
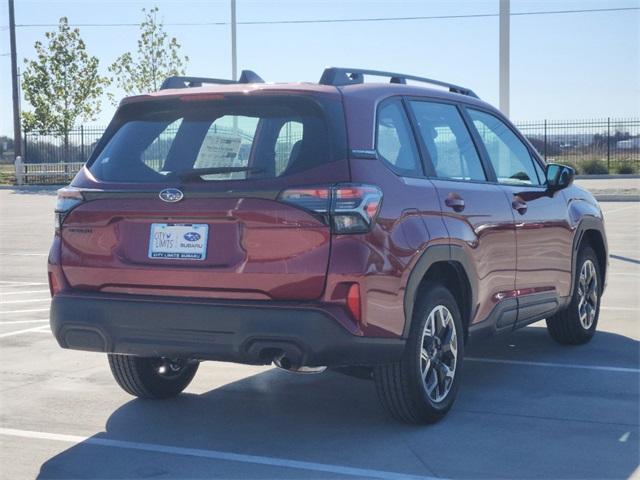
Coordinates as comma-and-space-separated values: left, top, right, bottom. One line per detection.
148, 223, 209, 260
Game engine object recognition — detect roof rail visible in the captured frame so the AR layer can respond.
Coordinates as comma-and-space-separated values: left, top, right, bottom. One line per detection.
318, 67, 479, 98
160, 70, 265, 90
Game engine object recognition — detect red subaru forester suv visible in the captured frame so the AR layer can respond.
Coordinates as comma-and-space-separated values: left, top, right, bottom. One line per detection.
49, 68, 607, 423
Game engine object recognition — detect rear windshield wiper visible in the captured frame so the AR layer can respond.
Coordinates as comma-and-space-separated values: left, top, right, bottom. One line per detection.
178, 166, 264, 181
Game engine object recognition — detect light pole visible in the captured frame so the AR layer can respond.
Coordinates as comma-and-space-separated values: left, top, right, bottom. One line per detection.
499, 0, 510, 117
231, 0, 237, 81
8, 0, 22, 158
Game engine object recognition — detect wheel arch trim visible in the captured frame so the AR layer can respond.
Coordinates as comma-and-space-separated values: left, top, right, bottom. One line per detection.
402, 244, 478, 339
570, 217, 608, 299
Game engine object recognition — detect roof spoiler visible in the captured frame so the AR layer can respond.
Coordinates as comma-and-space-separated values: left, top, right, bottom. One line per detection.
160, 70, 265, 90
318, 67, 479, 98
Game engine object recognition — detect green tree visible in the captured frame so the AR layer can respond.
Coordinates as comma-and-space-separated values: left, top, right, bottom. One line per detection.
109, 6, 188, 96
22, 17, 108, 154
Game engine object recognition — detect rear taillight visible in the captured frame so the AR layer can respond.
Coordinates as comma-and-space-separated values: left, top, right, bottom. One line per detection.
55, 187, 84, 231
278, 184, 382, 234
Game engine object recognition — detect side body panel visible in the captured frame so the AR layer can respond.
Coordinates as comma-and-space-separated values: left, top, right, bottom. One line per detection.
429, 180, 517, 327
332, 158, 448, 337
342, 89, 516, 338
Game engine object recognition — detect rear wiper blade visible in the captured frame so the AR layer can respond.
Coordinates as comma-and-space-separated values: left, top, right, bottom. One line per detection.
178, 166, 263, 180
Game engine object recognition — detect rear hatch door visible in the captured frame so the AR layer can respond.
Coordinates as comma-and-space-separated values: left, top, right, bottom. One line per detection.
59, 92, 348, 301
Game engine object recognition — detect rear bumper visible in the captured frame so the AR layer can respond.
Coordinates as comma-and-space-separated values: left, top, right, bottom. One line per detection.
50, 292, 404, 367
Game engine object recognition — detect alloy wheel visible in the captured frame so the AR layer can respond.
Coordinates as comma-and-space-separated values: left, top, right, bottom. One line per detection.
577, 259, 598, 329
420, 305, 458, 403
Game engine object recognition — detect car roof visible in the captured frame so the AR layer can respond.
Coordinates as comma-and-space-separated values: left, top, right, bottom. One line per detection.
120, 80, 492, 111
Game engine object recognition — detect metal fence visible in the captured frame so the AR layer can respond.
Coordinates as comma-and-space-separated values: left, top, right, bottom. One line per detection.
515, 118, 639, 174
21, 117, 640, 176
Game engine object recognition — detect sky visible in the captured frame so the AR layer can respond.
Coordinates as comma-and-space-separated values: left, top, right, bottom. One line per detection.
0, 0, 639, 137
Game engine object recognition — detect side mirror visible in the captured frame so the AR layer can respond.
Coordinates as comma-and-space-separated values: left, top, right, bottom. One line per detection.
546, 163, 575, 191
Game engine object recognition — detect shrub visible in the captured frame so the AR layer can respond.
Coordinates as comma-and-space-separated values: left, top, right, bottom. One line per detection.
580, 159, 609, 175
615, 161, 638, 174
558, 161, 580, 175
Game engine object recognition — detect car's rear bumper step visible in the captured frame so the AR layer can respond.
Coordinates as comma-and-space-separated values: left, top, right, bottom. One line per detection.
50, 292, 405, 367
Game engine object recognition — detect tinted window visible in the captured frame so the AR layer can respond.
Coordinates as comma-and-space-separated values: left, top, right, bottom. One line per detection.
409, 101, 485, 181
89, 97, 344, 183
376, 101, 422, 177
274, 121, 304, 176
468, 109, 541, 186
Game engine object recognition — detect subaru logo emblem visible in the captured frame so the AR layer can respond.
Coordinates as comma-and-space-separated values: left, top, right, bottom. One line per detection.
159, 188, 183, 203
183, 232, 201, 241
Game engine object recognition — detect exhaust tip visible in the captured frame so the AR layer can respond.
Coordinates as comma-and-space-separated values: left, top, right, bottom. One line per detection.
273, 353, 326, 374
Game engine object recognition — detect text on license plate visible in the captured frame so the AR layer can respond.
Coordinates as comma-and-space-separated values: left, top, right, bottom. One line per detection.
148, 223, 209, 260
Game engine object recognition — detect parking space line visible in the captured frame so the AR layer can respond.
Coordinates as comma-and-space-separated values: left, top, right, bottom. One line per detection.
0, 319, 48, 325
0, 326, 52, 338
0, 281, 47, 286
0, 427, 435, 480
0, 308, 50, 315
0, 253, 48, 256
0, 290, 50, 296
600, 306, 639, 312
604, 205, 640, 215
466, 357, 639, 373
0, 298, 51, 305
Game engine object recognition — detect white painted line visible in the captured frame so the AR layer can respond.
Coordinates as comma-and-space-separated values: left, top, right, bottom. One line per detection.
0, 319, 48, 325
0, 290, 50, 296
0, 298, 50, 305
0, 308, 50, 315
466, 357, 639, 373
0, 281, 47, 286
604, 205, 640, 215
0, 427, 435, 480
0, 253, 48, 257
601, 306, 639, 312
0, 326, 51, 338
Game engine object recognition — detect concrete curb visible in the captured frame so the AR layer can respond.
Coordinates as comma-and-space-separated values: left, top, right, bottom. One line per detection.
576, 174, 640, 180
593, 194, 640, 202
0, 185, 61, 191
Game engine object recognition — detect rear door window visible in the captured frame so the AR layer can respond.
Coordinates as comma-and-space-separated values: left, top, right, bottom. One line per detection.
88, 96, 344, 183
408, 100, 486, 181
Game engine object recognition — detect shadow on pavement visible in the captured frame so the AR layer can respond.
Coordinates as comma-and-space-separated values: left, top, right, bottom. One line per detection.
37, 327, 639, 479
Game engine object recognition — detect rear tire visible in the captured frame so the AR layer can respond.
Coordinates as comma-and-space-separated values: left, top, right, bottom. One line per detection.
374, 283, 464, 424
108, 354, 199, 399
546, 245, 601, 345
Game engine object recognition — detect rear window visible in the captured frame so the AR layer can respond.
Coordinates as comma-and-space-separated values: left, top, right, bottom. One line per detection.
88, 95, 345, 183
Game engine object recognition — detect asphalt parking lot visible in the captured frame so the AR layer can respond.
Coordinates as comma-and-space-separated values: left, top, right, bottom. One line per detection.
0, 188, 638, 479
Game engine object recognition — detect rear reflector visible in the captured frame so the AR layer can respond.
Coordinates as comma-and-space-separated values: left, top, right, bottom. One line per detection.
278, 184, 382, 234
346, 283, 361, 322
48, 271, 60, 297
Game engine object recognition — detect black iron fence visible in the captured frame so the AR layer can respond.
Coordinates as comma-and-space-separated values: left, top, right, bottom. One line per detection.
24, 125, 105, 165
515, 118, 639, 174
23, 117, 640, 174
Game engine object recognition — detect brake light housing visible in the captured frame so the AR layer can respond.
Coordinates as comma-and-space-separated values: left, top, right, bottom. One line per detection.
279, 184, 382, 234
55, 187, 85, 231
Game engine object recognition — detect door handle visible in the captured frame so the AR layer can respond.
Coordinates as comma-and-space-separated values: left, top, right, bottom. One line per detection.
445, 195, 465, 212
512, 197, 528, 215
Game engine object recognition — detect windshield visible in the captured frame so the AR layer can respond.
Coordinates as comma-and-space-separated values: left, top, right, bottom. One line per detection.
88, 95, 344, 183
